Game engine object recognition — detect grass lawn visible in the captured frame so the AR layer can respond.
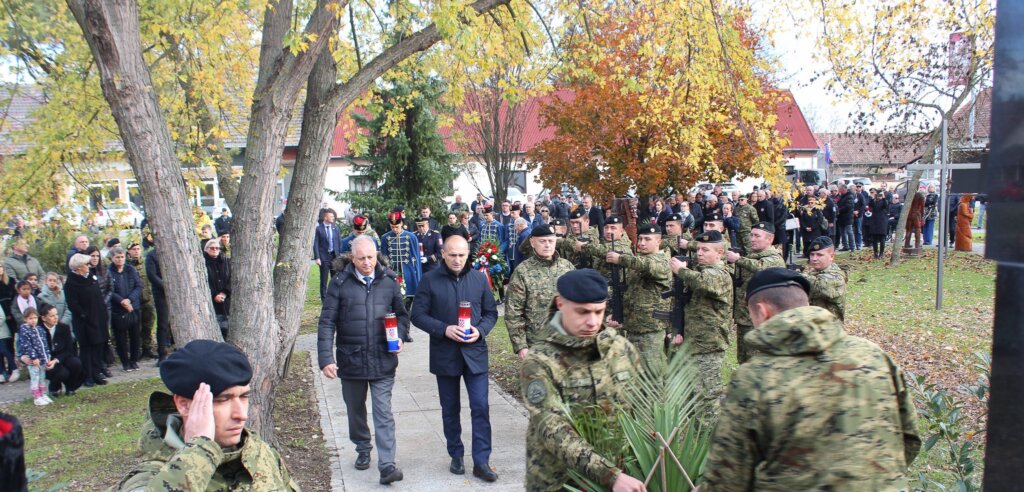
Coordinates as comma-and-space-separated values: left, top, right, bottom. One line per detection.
11, 351, 329, 490
487, 318, 524, 400
300, 263, 324, 335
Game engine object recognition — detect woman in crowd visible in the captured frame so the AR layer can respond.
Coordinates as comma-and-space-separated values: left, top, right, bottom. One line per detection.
923, 184, 939, 246
864, 190, 890, 259
64, 253, 109, 387
203, 239, 231, 338
85, 246, 114, 375
0, 264, 19, 383
10, 280, 38, 327
108, 247, 143, 372
39, 303, 83, 398
38, 273, 73, 327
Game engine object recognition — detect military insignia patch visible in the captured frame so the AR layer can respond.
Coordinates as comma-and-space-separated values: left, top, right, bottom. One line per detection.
526, 380, 547, 404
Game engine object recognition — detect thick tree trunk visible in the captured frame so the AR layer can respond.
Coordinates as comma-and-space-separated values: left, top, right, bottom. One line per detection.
67, 0, 220, 342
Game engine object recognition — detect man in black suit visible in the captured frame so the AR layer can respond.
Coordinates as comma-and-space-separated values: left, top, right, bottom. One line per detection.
411, 235, 500, 483
582, 194, 605, 239
314, 209, 343, 301
39, 303, 84, 397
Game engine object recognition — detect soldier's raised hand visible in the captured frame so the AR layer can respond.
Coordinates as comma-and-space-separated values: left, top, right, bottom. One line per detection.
669, 257, 687, 274
182, 383, 217, 443
725, 250, 741, 263
606, 252, 621, 264
612, 473, 647, 492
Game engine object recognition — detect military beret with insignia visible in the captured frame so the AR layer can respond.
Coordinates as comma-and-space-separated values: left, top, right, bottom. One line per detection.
557, 269, 608, 304
388, 211, 404, 225
705, 210, 723, 222
637, 223, 662, 235
160, 340, 252, 397
809, 236, 834, 251
666, 213, 682, 222
530, 224, 555, 238
568, 207, 586, 219
752, 221, 775, 234
511, 203, 521, 212
695, 230, 723, 243
745, 267, 811, 301
414, 216, 430, 224
352, 215, 368, 231
549, 218, 565, 226
606, 215, 623, 225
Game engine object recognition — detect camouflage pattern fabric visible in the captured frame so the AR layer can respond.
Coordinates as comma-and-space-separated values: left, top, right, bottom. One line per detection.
610, 249, 672, 336
702, 306, 921, 491
579, 238, 635, 284
804, 262, 847, 321
520, 315, 641, 491
693, 350, 725, 422
556, 226, 601, 269
117, 392, 299, 491
731, 247, 786, 361
735, 324, 758, 364
505, 254, 575, 354
660, 232, 692, 258
735, 203, 760, 254
673, 260, 733, 354
625, 330, 667, 375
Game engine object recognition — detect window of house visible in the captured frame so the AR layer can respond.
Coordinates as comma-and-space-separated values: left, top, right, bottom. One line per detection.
88, 181, 120, 209
126, 179, 144, 208
511, 171, 527, 192
349, 175, 375, 192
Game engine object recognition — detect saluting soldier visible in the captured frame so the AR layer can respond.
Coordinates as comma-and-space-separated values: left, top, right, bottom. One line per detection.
520, 269, 647, 492
703, 268, 920, 491
660, 213, 692, 257
505, 225, 575, 361
725, 222, 786, 363
803, 236, 847, 321
594, 223, 672, 373
735, 193, 760, 254
668, 230, 733, 421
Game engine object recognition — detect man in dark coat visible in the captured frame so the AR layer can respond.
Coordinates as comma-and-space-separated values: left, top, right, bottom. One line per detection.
317, 235, 408, 484
213, 208, 233, 237
64, 253, 109, 387
145, 248, 171, 365
415, 216, 443, 275
583, 195, 605, 239
108, 247, 143, 371
313, 209, 343, 301
836, 185, 856, 251
411, 235, 500, 483
819, 190, 837, 244
203, 239, 231, 336
39, 303, 84, 397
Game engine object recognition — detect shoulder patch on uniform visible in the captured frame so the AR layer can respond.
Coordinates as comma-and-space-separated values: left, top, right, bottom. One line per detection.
526, 380, 547, 404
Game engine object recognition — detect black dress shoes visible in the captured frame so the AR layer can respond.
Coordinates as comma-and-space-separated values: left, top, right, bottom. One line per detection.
449, 456, 465, 475
355, 451, 371, 470
473, 464, 498, 482
94, 376, 108, 385
379, 465, 404, 484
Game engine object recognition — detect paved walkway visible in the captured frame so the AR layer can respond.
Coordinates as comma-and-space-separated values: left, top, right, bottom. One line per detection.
298, 328, 529, 491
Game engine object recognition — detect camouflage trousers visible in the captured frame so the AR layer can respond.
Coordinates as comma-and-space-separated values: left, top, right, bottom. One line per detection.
693, 351, 725, 424
626, 331, 667, 375
739, 230, 752, 255
735, 324, 760, 364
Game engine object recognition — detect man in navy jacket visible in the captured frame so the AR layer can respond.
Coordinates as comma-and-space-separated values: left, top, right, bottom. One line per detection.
411, 235, 500, 483
313, 209, 343, 301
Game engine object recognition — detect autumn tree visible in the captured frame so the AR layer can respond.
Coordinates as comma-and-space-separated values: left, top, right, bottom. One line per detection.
528, 1, 785, 201
808, 0, 995, 264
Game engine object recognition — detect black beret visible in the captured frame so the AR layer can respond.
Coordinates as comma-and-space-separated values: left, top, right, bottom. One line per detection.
637, 223, 662, 235
549, 218, 565, 226
530, 224, 555, 238
809, 236, 834, 251
606, 216, 623, 225
106, 238, 121, 248
557, 269, 608, 304
752, 221, 775, 234
666, 213, 682, 222
705, 210, 723, 222
568, 207, 586, 219
160, 340, 252, 397
695, 230, 723, 243
746, 267, 811, 301
414, 216, 430, 223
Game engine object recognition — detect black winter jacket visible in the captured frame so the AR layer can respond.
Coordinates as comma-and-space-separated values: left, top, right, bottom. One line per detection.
204, 253, 231, 316
317, 263, 409, 380
865, 198, 890, 235
108, 263, 142, 314
64, 271, 109, 346
837, 191, 856, 226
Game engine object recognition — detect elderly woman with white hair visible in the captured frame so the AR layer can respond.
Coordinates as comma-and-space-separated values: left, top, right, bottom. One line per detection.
64, 253, 110, 387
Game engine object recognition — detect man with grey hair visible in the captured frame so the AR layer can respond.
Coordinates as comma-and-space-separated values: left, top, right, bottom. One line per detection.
318, 234, 408, 484
66, 234, 90, 273
108, 246, 143, 371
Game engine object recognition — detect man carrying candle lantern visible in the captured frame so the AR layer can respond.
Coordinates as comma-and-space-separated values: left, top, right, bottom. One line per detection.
317, 235, 409, 485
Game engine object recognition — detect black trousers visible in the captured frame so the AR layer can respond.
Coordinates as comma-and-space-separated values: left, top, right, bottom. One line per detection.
802, 231, 821, 257
154, 294, 171, 357
139, 300, 156, 355
318, 253, 337, 300
111, 311, 141, 366
79, 342, 105, 381
47, 357, 84, 393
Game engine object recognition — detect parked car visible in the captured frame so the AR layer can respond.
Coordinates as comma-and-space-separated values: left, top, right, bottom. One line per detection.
42, 205, 89, 227
96, 201, 144, 228
830, 177, 874, 188
689, 182, 739, 197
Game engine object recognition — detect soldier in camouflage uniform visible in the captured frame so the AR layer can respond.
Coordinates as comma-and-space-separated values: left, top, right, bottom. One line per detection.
803, 236, 847, 321
725, 222, 786, 363
578, 216, 634, 278
703, 268, 920, 491
127, 243, 157, 359
598, 223, 672, 373
735, 193, 760, 255
558, 207, 600, 269
506, 225, 575, 360
117, 340, 299, 491
660, 213, 692, 257
669, 230, 733, 420
520, 269, 647, 492
679, 210, 733, 253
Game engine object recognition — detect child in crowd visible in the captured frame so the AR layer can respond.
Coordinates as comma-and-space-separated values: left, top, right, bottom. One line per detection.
16, 308, 55, 406
10, 280, 38, 327
24, 273, 41, 297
